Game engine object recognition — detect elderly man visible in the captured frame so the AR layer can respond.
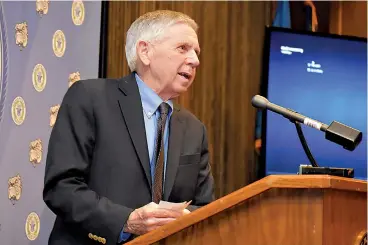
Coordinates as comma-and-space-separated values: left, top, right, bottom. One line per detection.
43, 10, 215, 245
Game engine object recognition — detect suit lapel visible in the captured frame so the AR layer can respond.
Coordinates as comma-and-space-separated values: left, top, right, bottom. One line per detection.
117, 74, 152, 188
164, 106, 185, 200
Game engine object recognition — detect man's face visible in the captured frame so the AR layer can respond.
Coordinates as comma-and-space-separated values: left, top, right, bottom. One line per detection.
146, 23, 200, 99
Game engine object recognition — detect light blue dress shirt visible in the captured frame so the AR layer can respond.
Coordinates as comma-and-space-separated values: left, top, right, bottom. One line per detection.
135, 73, 173, 184
119, 73, 173, 242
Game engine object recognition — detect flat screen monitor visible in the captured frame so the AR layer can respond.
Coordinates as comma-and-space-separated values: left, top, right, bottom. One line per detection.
260, 27, 367, 180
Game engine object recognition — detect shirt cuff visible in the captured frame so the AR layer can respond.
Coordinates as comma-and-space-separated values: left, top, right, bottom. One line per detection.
119, 230, 132, 243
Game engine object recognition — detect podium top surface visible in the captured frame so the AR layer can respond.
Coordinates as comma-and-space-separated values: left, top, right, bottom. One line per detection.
126, 175, 367, 244
259, 174, 367, 192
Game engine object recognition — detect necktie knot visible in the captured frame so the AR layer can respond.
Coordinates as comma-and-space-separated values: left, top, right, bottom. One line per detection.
158, 102, 170, 115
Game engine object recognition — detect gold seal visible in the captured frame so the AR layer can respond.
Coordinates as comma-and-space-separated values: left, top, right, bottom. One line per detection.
8, 174, 22, 204
15, 22, 28, 49
29, 139, 42, 167
49, 104, 60, 127
25, 212, 40, 241
72, 0, 85, 26
36, 0, 49, 16
68, 71, 81, 87
11, 96, 26, 125
52, 30, 66, 57
32, 64, 47, 92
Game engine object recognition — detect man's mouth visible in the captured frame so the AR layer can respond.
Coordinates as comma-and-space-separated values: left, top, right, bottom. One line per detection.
178, 72, 191, 80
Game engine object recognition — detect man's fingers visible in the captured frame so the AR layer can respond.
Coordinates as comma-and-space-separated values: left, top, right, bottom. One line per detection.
127, 202, 192, 235
148, 208, 183, 218
145, 217, 176, 227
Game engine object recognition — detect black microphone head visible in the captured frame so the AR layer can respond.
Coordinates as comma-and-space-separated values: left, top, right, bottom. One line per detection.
325, 121, 362, 151
251, 95, 269, 109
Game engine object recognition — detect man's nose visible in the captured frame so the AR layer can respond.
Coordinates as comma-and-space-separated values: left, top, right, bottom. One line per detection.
186, 50, 200, 67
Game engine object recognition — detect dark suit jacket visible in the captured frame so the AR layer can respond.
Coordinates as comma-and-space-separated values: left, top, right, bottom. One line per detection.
43, 73, 215, 245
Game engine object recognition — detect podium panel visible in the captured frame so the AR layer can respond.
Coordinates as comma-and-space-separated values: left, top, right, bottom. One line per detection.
126, 175, 367, 245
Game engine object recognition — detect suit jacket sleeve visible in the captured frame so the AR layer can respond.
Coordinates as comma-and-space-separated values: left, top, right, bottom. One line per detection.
188, 124, 215, 211
43, 81, 133, 243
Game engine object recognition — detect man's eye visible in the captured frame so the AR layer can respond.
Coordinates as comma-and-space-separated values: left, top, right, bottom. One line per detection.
178, 45, 186, 51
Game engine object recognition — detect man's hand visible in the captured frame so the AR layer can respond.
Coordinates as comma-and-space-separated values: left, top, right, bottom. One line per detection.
123, 202, 190, 235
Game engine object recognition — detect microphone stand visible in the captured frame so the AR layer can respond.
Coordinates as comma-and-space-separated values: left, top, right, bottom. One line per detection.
292, 121, 319, 167
288, 118, 354, 178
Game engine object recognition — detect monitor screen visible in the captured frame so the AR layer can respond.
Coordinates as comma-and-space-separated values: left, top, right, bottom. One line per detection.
261, 27, 367, 180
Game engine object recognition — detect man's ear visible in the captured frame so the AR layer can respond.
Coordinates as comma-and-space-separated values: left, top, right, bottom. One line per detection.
136, 40, 151, 66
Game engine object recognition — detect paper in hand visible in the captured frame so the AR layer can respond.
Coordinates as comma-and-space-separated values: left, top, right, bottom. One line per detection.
158, 200, 192, 211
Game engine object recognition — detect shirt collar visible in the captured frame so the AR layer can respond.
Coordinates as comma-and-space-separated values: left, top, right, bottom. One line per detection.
135, 73, 174, 117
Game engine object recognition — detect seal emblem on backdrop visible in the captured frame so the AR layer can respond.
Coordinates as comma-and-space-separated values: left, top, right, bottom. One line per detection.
36, 0, 49, 17
32, 64, 47, 92
68, 71, 80, 87
72, 0, 85, 26
29, 139, 43, 167
11, 96, 26, 125
25, 212, 40, 241
0, 2, 9, 128
15, 22, 28, 50
52, 30, 66, 57
49, 104, 60, 127
8, 174, 22, 204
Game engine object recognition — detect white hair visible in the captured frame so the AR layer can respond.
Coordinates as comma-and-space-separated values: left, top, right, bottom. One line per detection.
125, 10, 198, 72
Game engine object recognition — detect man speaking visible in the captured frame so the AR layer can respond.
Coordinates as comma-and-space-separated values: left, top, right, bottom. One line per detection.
43, 10, 215, 245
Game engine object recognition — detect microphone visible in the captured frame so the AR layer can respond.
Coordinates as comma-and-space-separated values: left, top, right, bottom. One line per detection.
252, 95, 362, 151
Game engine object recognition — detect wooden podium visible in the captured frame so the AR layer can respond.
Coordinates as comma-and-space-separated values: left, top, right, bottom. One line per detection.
126, 175, 367, 245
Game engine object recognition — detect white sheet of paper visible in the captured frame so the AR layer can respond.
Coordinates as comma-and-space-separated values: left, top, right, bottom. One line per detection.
158, 201, 191, 211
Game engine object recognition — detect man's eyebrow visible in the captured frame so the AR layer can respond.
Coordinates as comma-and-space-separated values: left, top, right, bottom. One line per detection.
177, 41, 200, 54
